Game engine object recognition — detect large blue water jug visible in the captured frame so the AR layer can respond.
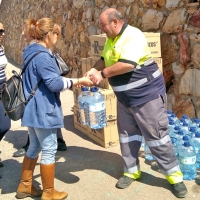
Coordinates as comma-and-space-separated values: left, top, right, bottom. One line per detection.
87, 87, 106, 129
170, 137, 178, 157
190, 132, 200, 169
179, 141, 196, 180
77, 87, 90, 125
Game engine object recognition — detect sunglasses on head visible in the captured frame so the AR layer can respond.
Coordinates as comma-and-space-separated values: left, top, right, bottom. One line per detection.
0, 29, 5, 34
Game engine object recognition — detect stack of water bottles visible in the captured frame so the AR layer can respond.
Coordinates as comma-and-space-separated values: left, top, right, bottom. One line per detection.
167, 110, 200, 180
77, 86, 107, 129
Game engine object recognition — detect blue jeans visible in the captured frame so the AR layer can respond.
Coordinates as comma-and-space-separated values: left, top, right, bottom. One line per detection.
26, 127, 57, 164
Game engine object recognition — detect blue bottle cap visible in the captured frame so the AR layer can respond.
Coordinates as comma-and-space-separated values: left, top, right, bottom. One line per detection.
183, 141, 190, 147
174, 126, 181, 130
170, 137, 177, 144
90, 87, 98, 92
169, 120, 175, 125
189, 126, 196, 132
171, 113, 176, 117
183, 122, 188, 127
195, 132, 200, 138
180, 118, 186, 123
182, 114, 188, 119
81, 86, 89, 91
182, 135, 189, 141
178, 130, 184, 135
167, 110, 172, 115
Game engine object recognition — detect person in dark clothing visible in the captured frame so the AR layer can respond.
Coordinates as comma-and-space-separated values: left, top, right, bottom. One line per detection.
0, 21, 11, 177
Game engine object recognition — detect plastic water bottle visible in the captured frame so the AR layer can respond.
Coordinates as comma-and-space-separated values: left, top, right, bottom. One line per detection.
177, 135, 190, 151
87, 87, 106, 129
170, 126, 181, 138
188, 126, 197, 138
190, 132, 200, 169
179, 118, 186, 126
191, 118, 200, 128
196, 124, 200, 132
144, 143, 155, 161
181, 115, 192, 126
168, 120, 176, 134
182, 122, 189, 133
141, 136, 145, 148
170, 137, 179, 157
167, 110, 173, 118
174, 126, 181, 134
171, 113, 179, 125
179, 141, 196, 180
77, 87, 90, 125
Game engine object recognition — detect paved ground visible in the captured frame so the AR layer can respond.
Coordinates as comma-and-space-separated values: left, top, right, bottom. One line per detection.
0, 60, 200, 200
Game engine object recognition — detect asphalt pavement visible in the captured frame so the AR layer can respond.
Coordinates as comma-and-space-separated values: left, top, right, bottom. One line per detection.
0, 60, 199, 200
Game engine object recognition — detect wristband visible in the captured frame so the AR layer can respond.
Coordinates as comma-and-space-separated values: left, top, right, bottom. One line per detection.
101, 70, 106, 79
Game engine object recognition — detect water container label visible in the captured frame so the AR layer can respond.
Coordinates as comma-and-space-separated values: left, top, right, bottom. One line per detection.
180, 156, 196, 165
88, 102, 105, 112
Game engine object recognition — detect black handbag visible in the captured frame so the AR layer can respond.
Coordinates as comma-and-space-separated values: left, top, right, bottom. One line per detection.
1, 52, 43, 121
54, 53, 70, 76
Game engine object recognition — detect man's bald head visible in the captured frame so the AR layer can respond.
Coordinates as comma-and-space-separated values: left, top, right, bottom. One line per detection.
100, 8, 124, 23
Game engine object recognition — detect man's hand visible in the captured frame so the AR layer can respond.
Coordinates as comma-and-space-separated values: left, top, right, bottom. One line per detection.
84, 68, 98, 78
89, 71, 103, 85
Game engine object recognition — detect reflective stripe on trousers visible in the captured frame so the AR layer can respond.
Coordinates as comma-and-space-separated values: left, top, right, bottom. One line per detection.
117, 95, 183, 183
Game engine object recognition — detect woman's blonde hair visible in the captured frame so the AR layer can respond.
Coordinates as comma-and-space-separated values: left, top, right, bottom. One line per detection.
24, 18, 61, 40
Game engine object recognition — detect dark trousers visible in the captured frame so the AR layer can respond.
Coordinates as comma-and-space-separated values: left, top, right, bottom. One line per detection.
0, 100, 11, 141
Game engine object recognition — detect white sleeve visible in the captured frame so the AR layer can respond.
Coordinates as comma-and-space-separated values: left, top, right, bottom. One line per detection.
61, 77, 73, 91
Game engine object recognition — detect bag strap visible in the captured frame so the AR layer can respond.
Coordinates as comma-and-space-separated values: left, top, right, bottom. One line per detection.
26, 79, 43, 103
20, 51, 43, 75
19, 51, 44, 103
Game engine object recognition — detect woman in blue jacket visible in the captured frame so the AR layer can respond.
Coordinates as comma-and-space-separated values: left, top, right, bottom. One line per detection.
16, 18, 92, 200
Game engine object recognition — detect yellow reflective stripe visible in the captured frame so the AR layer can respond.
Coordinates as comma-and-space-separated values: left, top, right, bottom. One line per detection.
164, 171, 183, 184
120, 135, 142, 143
160, 165, 181, 176
124, 171, 141, 179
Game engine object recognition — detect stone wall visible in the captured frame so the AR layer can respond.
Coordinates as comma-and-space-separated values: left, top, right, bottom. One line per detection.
0, 0, 200, 119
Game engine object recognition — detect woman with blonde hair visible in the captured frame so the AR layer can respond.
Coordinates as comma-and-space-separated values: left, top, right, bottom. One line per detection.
16, 18, 92, 200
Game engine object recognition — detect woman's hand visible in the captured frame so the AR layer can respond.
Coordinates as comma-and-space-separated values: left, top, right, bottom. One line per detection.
78, 76, 94, 87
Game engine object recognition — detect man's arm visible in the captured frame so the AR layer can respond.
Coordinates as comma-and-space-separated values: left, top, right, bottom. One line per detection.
103, 62, 135, 78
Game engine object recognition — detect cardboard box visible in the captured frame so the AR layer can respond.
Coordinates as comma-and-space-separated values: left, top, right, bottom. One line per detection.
143, 32, 161, 57
87, 120, 119, 148
73, 86, 82, 106
90, 34, 107, 61
86, 57, 92, 71
153, 57, 163, 73
99, 88, 117, 121
73, 106, 89, 136
72, 87, 117, 121
81, 58, 87, 76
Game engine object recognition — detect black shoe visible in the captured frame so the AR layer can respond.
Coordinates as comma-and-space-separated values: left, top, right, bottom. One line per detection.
116, 176, 134, 189
172, 182, 188, 198
0, 161, 3, 167
13, 146, 28, 157
57, 138, 67, 151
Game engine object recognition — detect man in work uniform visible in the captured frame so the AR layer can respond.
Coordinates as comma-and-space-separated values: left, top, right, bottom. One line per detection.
86, 8, 188, 198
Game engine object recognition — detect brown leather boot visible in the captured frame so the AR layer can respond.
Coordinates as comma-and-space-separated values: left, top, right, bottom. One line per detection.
16, 156, 42, 199
40, 163, 68, 200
